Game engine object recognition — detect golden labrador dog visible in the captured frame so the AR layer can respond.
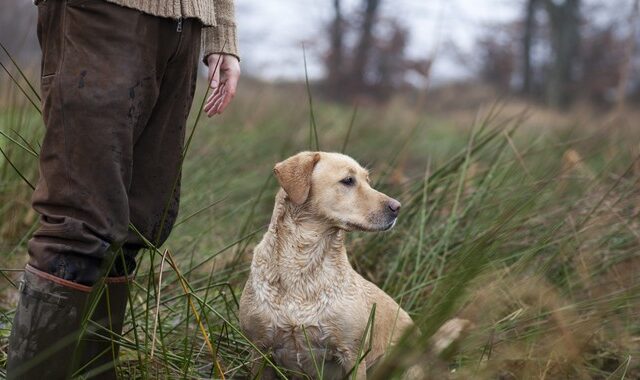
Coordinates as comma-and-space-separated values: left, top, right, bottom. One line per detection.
239, 151, 465, 379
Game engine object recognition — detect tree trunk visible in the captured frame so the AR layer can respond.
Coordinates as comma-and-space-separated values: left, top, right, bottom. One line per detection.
351, 0, 381, 93
544, 0, 581, 109
522, 0, 538, 95
615, 0, 639, 112
327, 0, 345, 96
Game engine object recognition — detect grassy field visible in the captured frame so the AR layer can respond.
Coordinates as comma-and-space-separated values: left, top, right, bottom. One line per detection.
0, 59, 639, 379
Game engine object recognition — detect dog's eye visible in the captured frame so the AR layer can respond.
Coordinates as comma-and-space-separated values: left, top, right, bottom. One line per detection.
340, 177, 355, 186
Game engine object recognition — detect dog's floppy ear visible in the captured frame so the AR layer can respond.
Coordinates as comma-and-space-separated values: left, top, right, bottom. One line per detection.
273, 151, 321, 205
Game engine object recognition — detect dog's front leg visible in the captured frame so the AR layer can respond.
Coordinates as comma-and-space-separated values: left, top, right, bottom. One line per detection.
354, 360, 368, 380
344, 359, 367, 380
249, 350, 279, 380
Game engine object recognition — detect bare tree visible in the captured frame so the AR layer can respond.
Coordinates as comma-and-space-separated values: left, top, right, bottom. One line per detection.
322, 0, 427, 101
482, 0, 639, 109
522, 0, 539, 95
615, 0, 640, 112
371, 20, 410, 95
351, 0, 381, 92
326, 0, 345, 97
543, 0, 581, 108
478, 30, 517, 92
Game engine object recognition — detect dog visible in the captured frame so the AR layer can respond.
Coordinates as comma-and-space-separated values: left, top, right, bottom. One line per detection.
239, 151, 466, 379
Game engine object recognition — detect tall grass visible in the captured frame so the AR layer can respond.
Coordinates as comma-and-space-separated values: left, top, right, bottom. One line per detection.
1, 43, 639, 379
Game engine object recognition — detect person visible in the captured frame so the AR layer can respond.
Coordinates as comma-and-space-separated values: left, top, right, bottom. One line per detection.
6, 0, 241, 378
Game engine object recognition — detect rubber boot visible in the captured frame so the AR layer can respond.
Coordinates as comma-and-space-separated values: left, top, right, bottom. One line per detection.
7, 264, 92, 379
79, 276, 130, 379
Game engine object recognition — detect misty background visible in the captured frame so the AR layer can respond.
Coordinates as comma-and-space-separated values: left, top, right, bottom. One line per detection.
2, 0, 639, 111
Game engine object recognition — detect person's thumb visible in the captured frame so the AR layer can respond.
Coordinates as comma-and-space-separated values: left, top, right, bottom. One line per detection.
208, 54, 222, 89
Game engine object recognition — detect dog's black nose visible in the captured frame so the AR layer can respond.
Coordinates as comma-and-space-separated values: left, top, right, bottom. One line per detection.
388, 199, 401, 216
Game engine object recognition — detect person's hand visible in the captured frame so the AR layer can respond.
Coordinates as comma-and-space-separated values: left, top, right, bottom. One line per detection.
204, 54, 240, 117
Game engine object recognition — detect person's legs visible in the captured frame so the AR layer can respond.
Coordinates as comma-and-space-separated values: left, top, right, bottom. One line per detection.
8, 0, 200, 378
81, 14, 202, 379
27, 0, 170, 284
118, 16, 202, 274
79, 17, 201, 377
82, 14, 200, 374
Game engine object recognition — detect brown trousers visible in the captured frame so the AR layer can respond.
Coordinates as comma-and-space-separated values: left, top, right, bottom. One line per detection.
29, 0, 201, 284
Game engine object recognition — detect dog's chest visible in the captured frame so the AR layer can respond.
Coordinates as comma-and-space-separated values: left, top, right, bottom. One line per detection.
251, 274, 359, 350
255, 283, 354, 376
254, 274, 346, 329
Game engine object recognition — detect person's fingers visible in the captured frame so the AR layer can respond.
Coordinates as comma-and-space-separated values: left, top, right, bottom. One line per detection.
205, 84, 226, 117
216, 70, 239, 114
207, 54, 222, 91
216, 92, 232, 115
205, 95, 221, 116
205, 82, 224, 104
209, 68, 220, 92
211, 89, 227, 115
206, 97, 222, 116
204, 54, 240, 117
206, 91, 223, 114
205, 84, 222, 108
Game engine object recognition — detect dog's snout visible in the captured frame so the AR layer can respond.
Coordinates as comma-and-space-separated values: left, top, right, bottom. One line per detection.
387, 199, 401, 216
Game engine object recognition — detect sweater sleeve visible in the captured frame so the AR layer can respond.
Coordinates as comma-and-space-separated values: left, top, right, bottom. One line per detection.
201, 0, 239, 64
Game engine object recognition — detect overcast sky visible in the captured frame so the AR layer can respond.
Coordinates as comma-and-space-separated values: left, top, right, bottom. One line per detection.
236, 0, 520, 81
235, 0, 633, 82
1, 0, 633, 83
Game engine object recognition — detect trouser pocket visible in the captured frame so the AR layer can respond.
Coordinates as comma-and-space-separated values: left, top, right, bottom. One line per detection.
36, 0, 64, 78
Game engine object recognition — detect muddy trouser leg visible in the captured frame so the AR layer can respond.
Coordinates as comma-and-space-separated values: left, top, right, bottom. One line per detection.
7, 0, 201, 378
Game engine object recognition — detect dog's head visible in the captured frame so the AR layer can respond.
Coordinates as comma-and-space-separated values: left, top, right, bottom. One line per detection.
273, 151, 401, 232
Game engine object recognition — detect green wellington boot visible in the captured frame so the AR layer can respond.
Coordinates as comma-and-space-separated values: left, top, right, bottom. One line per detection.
7, 265, 131, 379
7, 264, 92, 379
79, 276, 130, 380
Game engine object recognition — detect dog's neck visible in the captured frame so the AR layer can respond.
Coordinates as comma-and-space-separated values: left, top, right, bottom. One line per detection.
252, 190, 352, 295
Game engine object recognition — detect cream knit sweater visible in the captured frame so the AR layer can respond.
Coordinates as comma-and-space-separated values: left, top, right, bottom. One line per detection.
103, 0, 239, 61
